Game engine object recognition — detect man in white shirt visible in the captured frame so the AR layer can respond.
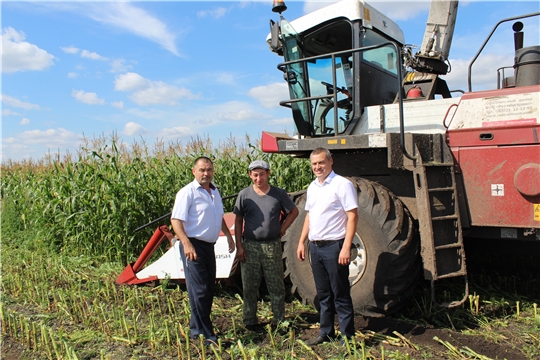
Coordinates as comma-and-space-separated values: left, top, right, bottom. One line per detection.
297, 147, 358, 346
171, 156, 235, 345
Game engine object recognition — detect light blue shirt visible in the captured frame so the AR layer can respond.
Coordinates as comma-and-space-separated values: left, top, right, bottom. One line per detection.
305, 171, 358, 240
171, 179, 224, 243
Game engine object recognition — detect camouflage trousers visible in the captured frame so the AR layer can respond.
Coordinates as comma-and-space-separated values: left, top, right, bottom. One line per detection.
241, 240, 285, 326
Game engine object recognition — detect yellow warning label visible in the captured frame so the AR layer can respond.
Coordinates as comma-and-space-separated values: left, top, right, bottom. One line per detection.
364, 8, 371, 21
327, 139, 338, 145
535, 204, 540, 221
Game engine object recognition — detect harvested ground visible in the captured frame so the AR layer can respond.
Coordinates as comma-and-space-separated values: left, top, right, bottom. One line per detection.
2, 238, 538, 359
0, 312, 533, 360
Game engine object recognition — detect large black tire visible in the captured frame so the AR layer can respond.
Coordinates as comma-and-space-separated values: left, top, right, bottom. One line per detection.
282, 178, 420, 317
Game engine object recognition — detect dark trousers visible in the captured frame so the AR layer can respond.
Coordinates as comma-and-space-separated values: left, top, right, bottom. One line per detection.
309, 239, 355, 338
179, 238, 217, 342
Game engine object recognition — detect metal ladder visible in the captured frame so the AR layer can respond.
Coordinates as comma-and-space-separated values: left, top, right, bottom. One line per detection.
413, 157, 469, 308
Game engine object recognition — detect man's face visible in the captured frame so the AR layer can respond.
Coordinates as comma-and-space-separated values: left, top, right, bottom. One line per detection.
192, 159, 214, 186
310, 152, 333, 181
249, 168, 270, 188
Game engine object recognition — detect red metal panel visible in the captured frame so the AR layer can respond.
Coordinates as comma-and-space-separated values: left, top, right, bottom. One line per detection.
447, 124, 540, 147
261, 131, 280, 153
455, 144, 540, 228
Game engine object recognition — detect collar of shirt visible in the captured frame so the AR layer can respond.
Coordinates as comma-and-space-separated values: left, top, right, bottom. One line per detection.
192, 179, 217, 191
314, 170, 336, 187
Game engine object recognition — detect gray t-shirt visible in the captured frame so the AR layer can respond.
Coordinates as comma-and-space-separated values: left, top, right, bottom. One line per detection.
233, 185, 296, 241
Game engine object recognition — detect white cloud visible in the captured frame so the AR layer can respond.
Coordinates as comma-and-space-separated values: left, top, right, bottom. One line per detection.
215, 72, 235, 85
85, 2, 180, 56
130, 84, 198, 106
20, 118, 30, 125
195, 101, 273, 125
2, 109, 21, 116
114, 72, 150, 91
40, 3, 180, 56
110, 58, 133, 73
1, 94, 41, 110
114, 72, 199, 106
197, 7, 228, 19
68, 72, 78, 79
157, 126, 194, 139
18, 128, 79, 145
123, 121, 148, 136
126, 108, 169, 119
71, 90, 106, 105
61, 46, 80, 54
111, 101, 124, 109
2, 128, 82, 161
1, 27, 55, 73
62, 46, 108, 61
443, 53, 514, 92
2, 128, 82, 162
216, 108, 260, 121
269, 117, 293, 126
81, 49, 108, 61
247, 82, 289, 108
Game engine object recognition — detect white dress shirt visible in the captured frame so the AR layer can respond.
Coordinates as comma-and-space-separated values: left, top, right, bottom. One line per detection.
171, 179, 224, 243
305, 171, 358, 240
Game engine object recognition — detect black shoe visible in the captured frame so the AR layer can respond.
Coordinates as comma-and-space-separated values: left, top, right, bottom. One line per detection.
269, 322, 288, 335
305, 335, 332, 346
245, 324, 262, 332
339, 337, 354, 347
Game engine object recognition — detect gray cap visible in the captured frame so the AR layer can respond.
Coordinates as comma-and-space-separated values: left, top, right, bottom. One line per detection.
248, 160, 270, 171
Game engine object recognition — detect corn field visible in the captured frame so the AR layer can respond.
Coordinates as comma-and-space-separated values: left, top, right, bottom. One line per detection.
1, 134, 313, 263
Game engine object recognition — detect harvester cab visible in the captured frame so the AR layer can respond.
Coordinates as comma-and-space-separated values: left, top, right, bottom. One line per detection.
268, 0, 405, 137
266, 0, 460, 140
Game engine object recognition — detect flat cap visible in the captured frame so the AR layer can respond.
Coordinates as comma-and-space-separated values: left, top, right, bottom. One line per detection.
248, 160, 270, 171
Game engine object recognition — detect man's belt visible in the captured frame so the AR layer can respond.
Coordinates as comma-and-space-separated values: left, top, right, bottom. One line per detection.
311, 239, 344, 247
188, 237, 215, 246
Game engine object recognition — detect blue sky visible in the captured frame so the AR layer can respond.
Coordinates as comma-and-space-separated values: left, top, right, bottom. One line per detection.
2, 0, 539, 162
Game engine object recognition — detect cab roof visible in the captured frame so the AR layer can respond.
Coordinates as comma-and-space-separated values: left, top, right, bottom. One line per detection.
267, 0, 405, 45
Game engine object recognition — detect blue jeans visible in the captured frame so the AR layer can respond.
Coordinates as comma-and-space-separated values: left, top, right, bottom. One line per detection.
309, 239, 354, 338
180, 238, 217, 342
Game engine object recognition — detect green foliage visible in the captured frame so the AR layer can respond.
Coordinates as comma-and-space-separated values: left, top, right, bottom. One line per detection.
1, 134, 312, 263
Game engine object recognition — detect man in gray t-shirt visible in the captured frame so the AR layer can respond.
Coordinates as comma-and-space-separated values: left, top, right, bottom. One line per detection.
233, 160, 299, 330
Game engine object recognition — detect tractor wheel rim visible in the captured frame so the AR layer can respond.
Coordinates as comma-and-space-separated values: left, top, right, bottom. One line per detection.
349, 233, 366, 286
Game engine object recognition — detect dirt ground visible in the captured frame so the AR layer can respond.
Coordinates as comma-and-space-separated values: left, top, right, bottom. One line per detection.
2, 312, 528, 360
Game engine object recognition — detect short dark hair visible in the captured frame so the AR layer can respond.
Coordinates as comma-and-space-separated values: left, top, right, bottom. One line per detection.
311, 147, 332, 160
194, 156, 213, 167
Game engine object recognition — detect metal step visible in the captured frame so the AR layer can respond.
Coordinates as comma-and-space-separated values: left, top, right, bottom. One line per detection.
432, 214, 459, 221
437, 270, 468, 280
413, 154, 468, 308
428, 187, 455, 192
435, 243, 463, 250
